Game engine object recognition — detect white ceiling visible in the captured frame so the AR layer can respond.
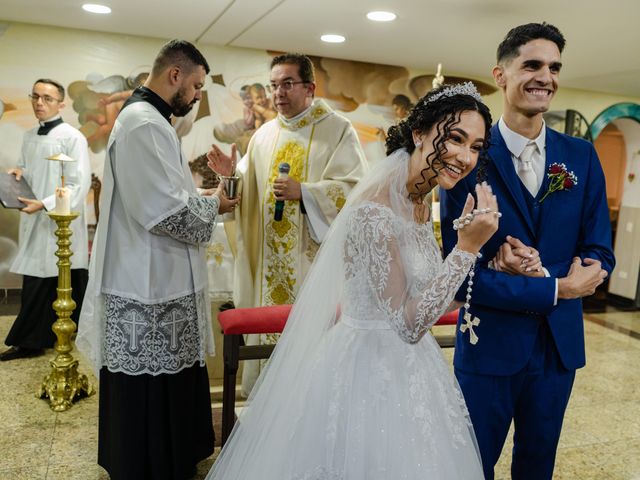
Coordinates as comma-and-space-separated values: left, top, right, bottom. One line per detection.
1, 0, 639, 97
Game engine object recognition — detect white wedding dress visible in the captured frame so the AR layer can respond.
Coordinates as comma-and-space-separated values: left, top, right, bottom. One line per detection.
207, 150, 485, 479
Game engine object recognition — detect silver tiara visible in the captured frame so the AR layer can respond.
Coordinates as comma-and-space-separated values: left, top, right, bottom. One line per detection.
426, 82, 483, 104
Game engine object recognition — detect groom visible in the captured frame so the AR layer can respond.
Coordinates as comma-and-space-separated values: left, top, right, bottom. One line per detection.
441, 22, 614, 480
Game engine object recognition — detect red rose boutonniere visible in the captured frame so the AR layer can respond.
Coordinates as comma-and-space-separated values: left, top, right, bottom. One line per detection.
540, 162, 578, 203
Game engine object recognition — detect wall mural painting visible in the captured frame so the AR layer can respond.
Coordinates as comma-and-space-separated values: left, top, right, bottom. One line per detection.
0, 94, 25, 289
62, 52, 497, 161
68, 68, 150, 153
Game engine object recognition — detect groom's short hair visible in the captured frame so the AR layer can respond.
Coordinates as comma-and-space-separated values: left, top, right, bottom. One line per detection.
497, 22, 566, 64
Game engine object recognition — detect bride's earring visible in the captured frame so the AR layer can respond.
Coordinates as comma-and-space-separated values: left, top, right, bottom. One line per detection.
414, 141, 422, 149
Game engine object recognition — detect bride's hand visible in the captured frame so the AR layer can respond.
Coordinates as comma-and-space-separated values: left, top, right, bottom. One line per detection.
207, 143, 237, 177
455, 183, 500, 255
492, 236, 544, 277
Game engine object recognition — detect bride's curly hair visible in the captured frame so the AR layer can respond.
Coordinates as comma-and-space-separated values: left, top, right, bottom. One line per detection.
385, 85, 492, 199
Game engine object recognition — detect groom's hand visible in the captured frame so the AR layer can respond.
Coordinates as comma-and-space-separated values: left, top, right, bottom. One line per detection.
558, 257, 608, 299
492, 236, 544, 277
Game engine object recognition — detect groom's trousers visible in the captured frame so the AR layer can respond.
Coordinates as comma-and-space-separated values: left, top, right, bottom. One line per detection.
455, 322, 576, 480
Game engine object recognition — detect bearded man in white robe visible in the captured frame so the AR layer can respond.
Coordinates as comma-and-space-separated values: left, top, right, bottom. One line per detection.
77, 40, 238, 480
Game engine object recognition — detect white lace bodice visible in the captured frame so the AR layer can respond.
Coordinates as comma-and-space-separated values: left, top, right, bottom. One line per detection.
342, 201, 476, 343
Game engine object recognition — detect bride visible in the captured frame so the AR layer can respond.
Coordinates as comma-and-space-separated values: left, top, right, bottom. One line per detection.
206, 82, 497, 479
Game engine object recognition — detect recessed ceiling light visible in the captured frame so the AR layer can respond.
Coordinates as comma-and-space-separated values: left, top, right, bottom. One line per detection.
82, 4, 112, 14
367, 11, 396, 22
321, 34, 345, 43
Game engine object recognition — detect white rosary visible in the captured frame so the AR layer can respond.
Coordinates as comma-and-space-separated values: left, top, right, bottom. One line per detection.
453, 208, 502, 345
460, 266, 481, 345
453, 208, 501, 231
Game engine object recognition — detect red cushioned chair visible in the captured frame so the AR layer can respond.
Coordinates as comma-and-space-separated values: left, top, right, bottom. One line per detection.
217, 305, 460, 445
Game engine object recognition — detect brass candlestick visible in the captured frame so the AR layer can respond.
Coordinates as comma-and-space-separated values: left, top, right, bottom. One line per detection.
431, 188, 442, 249
433, 220, 443, 249
37, 211, 94, 411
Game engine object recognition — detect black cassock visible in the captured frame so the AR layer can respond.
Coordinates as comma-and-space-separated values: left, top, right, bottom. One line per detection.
98, 364, 215, 480
5, 269, 88, 349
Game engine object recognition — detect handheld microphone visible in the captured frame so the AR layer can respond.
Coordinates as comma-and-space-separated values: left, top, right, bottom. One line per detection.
274, 162, 290, 221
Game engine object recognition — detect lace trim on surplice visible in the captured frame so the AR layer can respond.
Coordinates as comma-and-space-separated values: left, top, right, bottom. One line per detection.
103, 290, 208, 375
150, 195, 219, 245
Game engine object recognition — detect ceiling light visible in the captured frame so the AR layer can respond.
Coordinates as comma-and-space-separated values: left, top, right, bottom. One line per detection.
321, 34, 345, 43
82, 4, 112, 14
367, 11, 396, 22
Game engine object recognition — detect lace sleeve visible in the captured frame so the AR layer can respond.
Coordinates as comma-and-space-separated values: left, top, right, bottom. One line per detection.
149, 195, 220, 245
349, 204, 476, 343
405, 246, 477, 340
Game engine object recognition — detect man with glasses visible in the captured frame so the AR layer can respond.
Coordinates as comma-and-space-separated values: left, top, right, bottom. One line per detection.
208, 53, 367, 395
1, 78, 90, 361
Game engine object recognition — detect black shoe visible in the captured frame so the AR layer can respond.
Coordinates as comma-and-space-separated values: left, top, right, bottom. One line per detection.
0, 346, 44, 361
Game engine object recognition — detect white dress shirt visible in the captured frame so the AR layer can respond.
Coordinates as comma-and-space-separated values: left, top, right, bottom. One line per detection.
497, 117, 558, 304
498, 117, 546, 196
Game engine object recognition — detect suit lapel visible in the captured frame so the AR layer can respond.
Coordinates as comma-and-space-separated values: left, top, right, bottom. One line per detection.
489, 125, 536, 238
538, 128, 564, 232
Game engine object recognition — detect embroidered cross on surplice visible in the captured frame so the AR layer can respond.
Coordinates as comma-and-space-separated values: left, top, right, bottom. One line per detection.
160, 310, 188, 350
121, 310, 149, 352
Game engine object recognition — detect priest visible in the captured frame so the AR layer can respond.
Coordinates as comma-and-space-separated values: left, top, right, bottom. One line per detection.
77, 40, 238, 480
207, 53, 368, 394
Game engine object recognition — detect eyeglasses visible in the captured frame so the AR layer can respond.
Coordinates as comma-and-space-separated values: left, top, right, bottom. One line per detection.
267, 80, 307, 93
28, 93, 62, 104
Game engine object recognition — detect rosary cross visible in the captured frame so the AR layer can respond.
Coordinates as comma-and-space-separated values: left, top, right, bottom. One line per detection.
460, 311, 480, 345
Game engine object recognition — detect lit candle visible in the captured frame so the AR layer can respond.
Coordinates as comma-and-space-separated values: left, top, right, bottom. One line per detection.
431, 201, 441, 223
55, 186, 71, 214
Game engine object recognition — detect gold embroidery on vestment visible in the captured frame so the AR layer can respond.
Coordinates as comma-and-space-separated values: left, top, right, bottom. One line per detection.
206, 243, 225, 266
326, 184, 347, 212
263, 140, 307, 306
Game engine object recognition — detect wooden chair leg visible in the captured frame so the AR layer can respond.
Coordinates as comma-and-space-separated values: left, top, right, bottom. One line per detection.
221, 334, 240, 446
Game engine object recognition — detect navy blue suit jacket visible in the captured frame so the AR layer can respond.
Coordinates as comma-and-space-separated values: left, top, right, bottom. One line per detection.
441, 124, 615, 376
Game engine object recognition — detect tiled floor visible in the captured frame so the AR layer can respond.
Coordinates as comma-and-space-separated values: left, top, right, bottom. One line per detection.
499, 314, 640, 479
0, 310, 639, 479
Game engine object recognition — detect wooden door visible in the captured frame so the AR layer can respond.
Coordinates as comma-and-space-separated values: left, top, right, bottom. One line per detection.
594, 123, 626, 211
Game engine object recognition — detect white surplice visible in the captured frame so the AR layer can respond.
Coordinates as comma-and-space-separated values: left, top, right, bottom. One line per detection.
77, 100, 219, 376
10, 121, 90, 278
